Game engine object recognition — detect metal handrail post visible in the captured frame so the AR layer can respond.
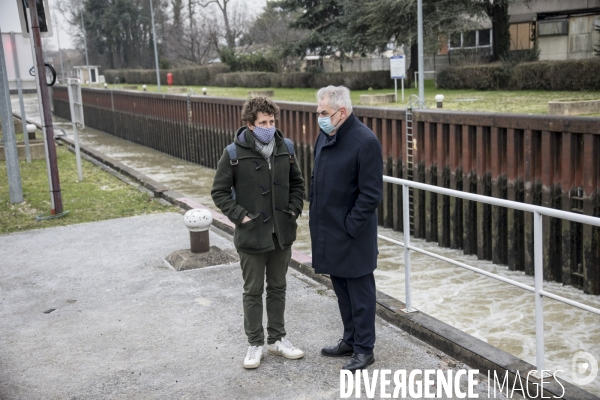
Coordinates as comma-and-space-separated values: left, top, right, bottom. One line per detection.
402, 184, 414, 312
533, 210, 546, 375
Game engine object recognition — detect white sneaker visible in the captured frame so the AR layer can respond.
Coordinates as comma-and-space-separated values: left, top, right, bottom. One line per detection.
267, 337, 305, 359
243, 345, 264, 369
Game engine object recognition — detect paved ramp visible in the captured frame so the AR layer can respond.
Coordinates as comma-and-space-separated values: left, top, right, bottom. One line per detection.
0, 213, 505, 399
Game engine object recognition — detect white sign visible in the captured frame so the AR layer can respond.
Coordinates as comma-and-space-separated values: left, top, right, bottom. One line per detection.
16, 0, 54, 38
390, 55, 406, 79
67, 78, 85, 127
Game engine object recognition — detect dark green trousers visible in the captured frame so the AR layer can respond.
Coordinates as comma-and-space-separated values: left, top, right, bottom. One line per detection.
238, 234, 291, 346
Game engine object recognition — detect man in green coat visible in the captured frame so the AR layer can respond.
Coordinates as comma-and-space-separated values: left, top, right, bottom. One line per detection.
211, 97, 305, 369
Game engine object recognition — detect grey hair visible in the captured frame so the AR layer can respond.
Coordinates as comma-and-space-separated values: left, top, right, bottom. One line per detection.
316, 85, 353, 114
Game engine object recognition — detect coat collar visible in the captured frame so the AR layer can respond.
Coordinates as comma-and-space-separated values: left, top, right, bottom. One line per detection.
319, 113, 358, 145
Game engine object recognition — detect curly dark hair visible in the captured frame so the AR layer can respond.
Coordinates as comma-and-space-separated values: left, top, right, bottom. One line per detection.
241, 97, 280, 125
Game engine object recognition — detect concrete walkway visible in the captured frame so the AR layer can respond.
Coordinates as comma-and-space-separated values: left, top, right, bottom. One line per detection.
0, 213, 504, 399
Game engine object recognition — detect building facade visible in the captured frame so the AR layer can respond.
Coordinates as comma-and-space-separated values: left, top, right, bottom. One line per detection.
441, 0, 600, 61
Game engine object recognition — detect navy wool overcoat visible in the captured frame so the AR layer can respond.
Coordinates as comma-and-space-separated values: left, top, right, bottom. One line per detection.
309, 113, 383, 278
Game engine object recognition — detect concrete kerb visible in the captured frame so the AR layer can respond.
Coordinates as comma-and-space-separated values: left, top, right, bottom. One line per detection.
18, 113, 597, 400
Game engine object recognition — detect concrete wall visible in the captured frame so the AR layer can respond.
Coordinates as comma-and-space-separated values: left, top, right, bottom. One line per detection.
508, 0, 600, 60
322, 55, 451, 75
322, 57, 390, 73
569, 15, 599, 59
538, 15, 599, 60
539, 36, 569, 60
509, 0, 600, 16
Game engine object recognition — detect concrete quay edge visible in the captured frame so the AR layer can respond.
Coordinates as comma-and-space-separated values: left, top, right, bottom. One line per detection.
16, 113, 597, 400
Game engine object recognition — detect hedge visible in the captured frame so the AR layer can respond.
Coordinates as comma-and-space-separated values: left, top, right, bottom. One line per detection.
437, 57, 600, 91
511, 58, 600, 91
103, 64, 231, 86
213, 72, 281, 88
310, 71, 392, 90
103, 68, 394, 90
436, 64, 511, 90
213, 71, 393, 90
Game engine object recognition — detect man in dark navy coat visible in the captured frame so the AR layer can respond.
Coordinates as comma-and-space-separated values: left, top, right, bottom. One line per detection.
309, 85, 383, 372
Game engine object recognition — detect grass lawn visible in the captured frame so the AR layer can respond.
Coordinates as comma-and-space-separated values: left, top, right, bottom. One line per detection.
98, 80, 600, 116
0, 143, 178, 234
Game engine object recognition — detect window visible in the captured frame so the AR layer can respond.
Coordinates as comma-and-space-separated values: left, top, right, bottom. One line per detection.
450, 32, 462, 48
463, 31, 476, 47
448, 29, 492, 50
538, 19, 568, 36
479, 29, 491, 46
509, 23, 533, 50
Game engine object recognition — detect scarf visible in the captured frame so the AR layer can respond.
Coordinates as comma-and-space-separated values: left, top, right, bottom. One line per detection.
254, 136, 275, 160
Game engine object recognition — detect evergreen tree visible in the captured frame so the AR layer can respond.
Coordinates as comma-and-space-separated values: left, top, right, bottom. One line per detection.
277, 0, 530, 71
274, 0, 353, 71
57, 0, 167, 69
485, 0, 511, 61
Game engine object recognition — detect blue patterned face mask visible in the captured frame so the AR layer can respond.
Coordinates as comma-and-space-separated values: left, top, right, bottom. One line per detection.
252, 125, 276, 144
318, 109, 340, 134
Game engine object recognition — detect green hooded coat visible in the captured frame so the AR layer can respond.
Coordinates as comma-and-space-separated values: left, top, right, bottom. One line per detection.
211, 127, 305, 253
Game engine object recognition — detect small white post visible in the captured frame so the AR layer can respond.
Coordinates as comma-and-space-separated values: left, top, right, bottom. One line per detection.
394, 79, 398, 102
435, 94, 444, 109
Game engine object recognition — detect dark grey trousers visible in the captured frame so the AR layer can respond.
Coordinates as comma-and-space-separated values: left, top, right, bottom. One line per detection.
330, 273, 376, 355
238, 234, 291, 346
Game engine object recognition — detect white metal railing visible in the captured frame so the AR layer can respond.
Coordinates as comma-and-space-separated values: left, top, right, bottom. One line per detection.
380, 176, 600, 376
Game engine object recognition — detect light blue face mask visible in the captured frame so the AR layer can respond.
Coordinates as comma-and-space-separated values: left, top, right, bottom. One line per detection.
318, 109, 340, 134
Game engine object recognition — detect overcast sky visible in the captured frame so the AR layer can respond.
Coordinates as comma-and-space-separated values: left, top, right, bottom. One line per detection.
50, 10, 73, 50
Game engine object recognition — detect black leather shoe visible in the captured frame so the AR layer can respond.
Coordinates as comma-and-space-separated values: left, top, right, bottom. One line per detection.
321, 339, 354, 357
342, 353, 375, 372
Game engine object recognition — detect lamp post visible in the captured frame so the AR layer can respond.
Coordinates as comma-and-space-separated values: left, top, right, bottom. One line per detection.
54, 13, 65, 83
80, 5, 90, 84
417, 0, 425, 104
150, 0, 162, 93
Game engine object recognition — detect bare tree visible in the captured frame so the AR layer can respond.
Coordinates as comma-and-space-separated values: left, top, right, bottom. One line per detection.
198, 0, 247, 50
162, 0, 220, 65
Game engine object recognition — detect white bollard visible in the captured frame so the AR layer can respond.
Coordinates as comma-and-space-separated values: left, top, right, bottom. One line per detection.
183, 209, 213, 253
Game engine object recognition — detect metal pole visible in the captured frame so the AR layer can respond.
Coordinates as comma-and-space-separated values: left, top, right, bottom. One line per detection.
533, 210, 545, 375
54, 14, 65, 83
402, 184, 413, 312
417, 0, 425, 104
0, 28, 24, 204
394, 78, 397, 102
25, 7, 55, 211
72, 122, 83, 181
401, 78, 404, 102
28, 0, 63, 214
150, 0, 162, 93
80, 5, 90, 84
67, 79, 83, 181
10, 31, 31, 163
